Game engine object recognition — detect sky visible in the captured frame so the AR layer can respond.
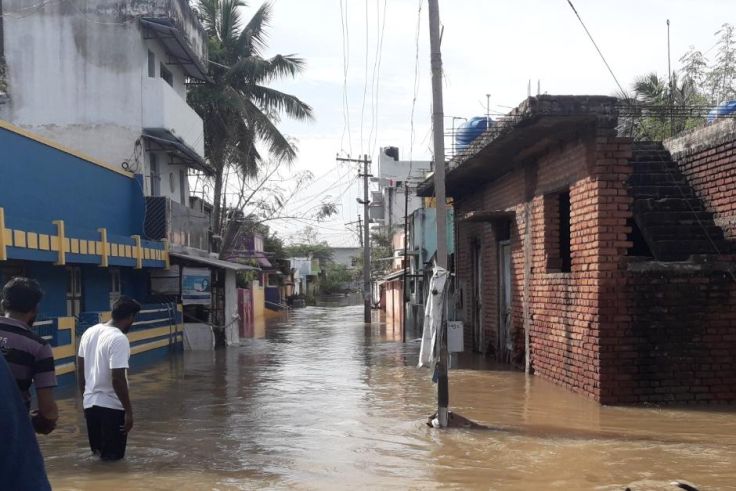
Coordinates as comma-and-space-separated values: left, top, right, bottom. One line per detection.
237, 0, 729, 246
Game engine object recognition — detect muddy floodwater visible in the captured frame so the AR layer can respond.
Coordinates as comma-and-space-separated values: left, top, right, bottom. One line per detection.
41, 306, 736, 490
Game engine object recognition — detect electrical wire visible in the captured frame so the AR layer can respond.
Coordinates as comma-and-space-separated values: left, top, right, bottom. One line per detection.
565, 0, 627, 99
339, 0, 353, 154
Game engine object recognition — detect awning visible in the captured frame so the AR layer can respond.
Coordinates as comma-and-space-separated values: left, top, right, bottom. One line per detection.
140, 18, 211, 82
254, 251, 272, 268
142, 129, 214, 176
170, 252, 260, 272
462, 210, 515, 222
382, 268, 408, 282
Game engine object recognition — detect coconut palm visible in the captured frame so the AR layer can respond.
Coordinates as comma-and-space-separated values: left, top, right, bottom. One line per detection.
620, 72, 708, 140
188, 0, 313, 234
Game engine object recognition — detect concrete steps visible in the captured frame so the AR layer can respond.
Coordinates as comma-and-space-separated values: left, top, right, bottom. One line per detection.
628, 142, 732, 260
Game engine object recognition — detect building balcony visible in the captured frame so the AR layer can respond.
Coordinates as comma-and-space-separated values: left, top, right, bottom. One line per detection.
142, 76, 205, 158
144, 196, 211, 251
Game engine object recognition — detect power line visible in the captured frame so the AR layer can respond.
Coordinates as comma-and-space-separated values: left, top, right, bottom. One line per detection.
407, 0, 424, 181
565, 0, 627, 99
339, 0, 353, 154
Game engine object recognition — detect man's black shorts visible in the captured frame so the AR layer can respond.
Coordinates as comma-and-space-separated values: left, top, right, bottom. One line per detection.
84, 406, 127, 461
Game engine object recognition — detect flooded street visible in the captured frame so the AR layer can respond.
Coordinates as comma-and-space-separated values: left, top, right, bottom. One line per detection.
41, 306, 736, 490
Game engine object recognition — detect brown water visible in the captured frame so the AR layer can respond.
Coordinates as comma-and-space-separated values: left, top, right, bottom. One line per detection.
41, 306, 736, 490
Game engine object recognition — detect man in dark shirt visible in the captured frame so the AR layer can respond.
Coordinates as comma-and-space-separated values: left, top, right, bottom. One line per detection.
0, 277, 58, 434
0, 354, 52, 491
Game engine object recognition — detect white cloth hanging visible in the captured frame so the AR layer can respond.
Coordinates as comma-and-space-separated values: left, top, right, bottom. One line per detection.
418, 266, 449, 370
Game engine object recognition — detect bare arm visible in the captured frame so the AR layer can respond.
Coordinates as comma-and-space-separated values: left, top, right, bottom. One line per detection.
112, 368, 133, 433
76, 356, 85, 394
33, 387, 58, 435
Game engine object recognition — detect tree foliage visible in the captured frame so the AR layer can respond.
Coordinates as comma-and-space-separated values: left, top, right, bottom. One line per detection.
621, 23, 736, 141
189, 0, 313, 233
320, 263, 356, 294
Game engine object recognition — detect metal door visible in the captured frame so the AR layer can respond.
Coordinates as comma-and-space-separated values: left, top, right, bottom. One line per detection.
471, 240, 483, 352
498, 241, 513, 362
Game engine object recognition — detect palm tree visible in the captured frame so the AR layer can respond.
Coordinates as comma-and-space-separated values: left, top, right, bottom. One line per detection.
188, 0, 313, 234
620, 72, 708, 140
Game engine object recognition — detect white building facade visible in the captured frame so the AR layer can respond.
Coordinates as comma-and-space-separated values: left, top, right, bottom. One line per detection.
369, 147, 431, 233
0, 0, 211, 208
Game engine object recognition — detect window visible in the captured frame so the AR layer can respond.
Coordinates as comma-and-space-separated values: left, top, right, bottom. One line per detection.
160, 63, 173, 87
149, 154, 161, 196
559, 191, 571, 272
544, 190, 572, 273
66, 267, 82, 318
147, 50, 156, 78
267, 274, 280, 288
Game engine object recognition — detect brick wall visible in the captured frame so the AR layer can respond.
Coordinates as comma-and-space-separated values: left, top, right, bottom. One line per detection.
665, 119, 736, 240
454, 130, 634, 400
613, 263, 736, 404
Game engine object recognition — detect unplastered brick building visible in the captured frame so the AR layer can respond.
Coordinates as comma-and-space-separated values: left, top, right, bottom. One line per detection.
418, 95, 736, 404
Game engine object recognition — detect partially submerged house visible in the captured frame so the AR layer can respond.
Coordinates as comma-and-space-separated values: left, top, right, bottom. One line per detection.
418, 95, 736, 404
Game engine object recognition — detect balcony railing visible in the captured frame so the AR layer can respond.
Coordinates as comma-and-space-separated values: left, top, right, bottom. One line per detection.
145, 196, 211, 251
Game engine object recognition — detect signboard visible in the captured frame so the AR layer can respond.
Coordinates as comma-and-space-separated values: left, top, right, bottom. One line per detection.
448, 321, 464, 353
181, 267, 211, 305
151, 265, 181, 296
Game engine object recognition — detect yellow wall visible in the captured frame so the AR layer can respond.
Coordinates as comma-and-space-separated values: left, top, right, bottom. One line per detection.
253, 282, 265, 323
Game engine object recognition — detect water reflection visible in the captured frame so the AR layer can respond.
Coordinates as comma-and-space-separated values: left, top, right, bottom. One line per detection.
41, 306, 736, 490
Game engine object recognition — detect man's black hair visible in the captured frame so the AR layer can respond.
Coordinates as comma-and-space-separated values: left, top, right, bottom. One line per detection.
111, 296, 141, 321
1, 277, 43, 314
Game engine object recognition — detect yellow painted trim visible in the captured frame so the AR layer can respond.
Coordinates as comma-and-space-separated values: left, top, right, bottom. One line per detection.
100, 311, 112, 322
63, 238, 70, 251
130, 338, 170, 356
126, 245, 133, 258
0, 208, 6, 261
39, 234, 50, 251
0, 120, 133, 178
111, 244, 119, 257
70, 238, 79, 254
97, 229, 109, 267
53, 220, 66, 266
80, 240, 88, 255
58, 317, 75, 330
55, 363, 76, 376
128, 326, 171, 343
27, 232, 38, 249
132, 235, 143, 269
52, 344, 75, 360
13, 230, 26, 248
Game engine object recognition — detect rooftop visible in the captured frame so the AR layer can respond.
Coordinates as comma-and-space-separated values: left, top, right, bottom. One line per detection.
417, 95, 619, 197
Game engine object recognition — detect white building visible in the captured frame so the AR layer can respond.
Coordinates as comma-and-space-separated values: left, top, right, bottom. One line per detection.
369, 147, 431, 232
332, 247, 361, 269
0, 0, 211, 209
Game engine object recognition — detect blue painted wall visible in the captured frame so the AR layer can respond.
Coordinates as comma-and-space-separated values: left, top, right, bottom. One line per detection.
412, 208, 455, 266
82, 265, 111, 313
0, 125, 144, 237
25, 263, 67, 318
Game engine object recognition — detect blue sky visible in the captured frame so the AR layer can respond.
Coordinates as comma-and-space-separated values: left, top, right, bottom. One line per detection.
238, 0, 729, 246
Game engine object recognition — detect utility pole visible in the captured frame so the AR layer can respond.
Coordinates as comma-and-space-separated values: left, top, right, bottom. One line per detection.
667, 19, 674, 138
428, 0, 449, 428
337, 154, 373, 323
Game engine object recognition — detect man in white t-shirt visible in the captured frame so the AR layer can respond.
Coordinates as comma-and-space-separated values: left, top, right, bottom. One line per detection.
76, 296, 141, 461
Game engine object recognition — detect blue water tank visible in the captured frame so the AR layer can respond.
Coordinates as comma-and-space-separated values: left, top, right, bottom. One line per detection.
707, 100, 736, 124
455, 116, 492, 153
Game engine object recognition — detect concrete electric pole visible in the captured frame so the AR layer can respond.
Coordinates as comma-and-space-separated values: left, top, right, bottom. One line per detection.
428, 0, 450, 428
337, 154, 373, 323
